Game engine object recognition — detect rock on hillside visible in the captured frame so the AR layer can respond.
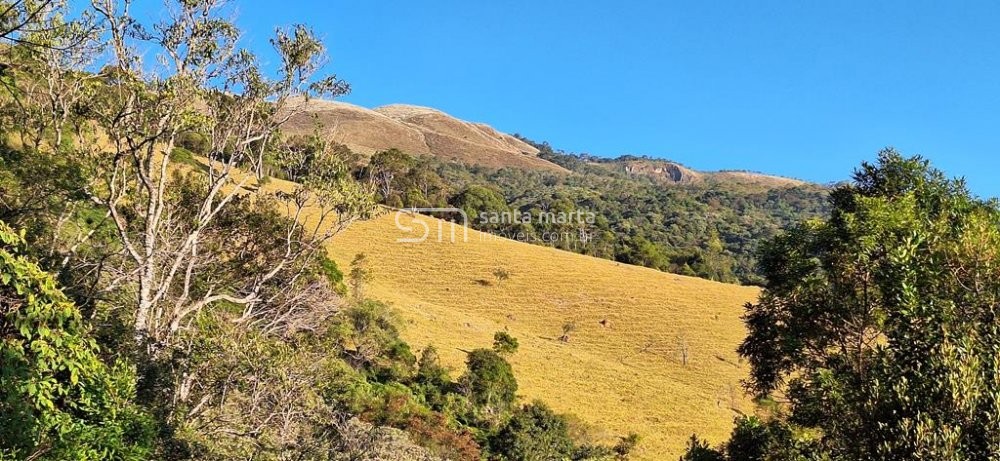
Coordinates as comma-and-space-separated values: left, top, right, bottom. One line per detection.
611, 158, 806, 189
285, 100, 565, 172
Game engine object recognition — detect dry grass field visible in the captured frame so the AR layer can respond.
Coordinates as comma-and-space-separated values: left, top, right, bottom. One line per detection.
323, 211, 761, 459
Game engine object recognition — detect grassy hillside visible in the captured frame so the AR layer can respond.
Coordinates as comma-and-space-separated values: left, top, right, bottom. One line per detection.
324, 211, 759, 459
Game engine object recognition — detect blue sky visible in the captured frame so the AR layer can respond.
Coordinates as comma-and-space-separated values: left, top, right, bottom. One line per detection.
143, 1, 1000, 197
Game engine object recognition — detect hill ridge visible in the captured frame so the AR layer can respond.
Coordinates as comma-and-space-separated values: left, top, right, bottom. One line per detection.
286, 99, 563, 172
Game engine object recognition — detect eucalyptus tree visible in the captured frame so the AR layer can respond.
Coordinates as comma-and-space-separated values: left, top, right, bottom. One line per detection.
81, 0, 371, 346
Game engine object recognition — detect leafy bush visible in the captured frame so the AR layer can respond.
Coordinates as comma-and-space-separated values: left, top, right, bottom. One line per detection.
459, 349, 517, 422
0, 221, 153, 460
489, 402, 574, 461
175, 130, 210, 154
169, 146, 201, 167
492, 331, 519, 356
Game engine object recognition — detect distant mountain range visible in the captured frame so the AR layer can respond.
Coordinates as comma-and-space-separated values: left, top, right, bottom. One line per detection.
288, 99, 810, 190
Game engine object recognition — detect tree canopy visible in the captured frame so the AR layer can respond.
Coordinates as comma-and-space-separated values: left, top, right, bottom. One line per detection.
694, 150, 1000, 459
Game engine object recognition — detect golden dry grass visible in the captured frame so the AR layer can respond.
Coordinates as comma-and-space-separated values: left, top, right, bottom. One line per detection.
323, 212, 760, 459
283, 100, 568, 173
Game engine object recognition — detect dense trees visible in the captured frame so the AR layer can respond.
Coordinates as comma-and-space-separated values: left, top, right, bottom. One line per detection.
489, 402, 575, 460
687, 150, 1000, 460
354, 139, 828, 285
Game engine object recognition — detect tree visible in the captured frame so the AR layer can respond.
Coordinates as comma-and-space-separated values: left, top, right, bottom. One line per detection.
460, 349, 517, 420
0, 0, 82, 48
680, 435, 725, 461
492, 330, 519, 356
349, 252, 374, 301
363, 148, 413, 206
79, 0, 364, 346
416, 345, 450, 386
453, 184, 508, 229
1, 0, 101, 151
491, 267, 511, 285
0, 220, 152, 459
333, 300, 411, 374
731, 150, 1000, 459
489, 402, 574, 461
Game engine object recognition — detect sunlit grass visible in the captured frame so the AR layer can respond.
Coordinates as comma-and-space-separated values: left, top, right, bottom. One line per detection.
324, 212, 758, 459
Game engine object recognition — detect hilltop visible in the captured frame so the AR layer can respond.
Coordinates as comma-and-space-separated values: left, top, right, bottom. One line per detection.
604, 158, 806, 189
285, 99, 565, 172
286, 99, 811, 190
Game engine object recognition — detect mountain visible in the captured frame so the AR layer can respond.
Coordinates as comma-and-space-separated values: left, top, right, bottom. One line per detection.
285, 100, 566, 172
286, 99, 809, 190
607, 158, 806, 189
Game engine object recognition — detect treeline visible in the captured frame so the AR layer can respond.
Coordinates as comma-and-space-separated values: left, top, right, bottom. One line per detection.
322, 139, 829, 285
0, 1, 632, 460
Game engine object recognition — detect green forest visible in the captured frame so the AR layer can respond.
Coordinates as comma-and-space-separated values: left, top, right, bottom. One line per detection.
345, 139, 829, 285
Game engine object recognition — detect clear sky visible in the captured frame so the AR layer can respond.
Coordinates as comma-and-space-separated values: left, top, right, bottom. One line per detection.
146, 1, 1000, 197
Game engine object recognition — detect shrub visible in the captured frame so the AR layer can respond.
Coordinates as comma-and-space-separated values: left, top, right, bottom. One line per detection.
459, 349, 517, 417
320, 256, 348, 296
175, 130, 210, 154
169, 146, 201, 167
492, 331, 519, 356
0, 221, 153, 459
490, 402, 574, 461
680, 435, 725, 461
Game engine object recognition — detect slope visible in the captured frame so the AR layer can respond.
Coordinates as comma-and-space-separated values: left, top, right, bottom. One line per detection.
324, 211, 759, 459
283, 100, 566, 172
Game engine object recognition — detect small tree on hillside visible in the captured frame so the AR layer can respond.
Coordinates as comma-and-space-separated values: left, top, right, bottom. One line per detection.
349, 252, 374, 301
417, 345, 450, 386
491, 267, 511, 285
677, 332, 691, 366
492, 330, 519, 356
459, 348, 518, 424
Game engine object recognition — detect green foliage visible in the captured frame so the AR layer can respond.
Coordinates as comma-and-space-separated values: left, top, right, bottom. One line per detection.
489, 402, 575, 461
320, 256, 347, 295
349, 253, 374, 301
358, 139, 828, 285
492, 331, 519, 356
680, 435, 726, 461
453, 184, 509, 227
704, 149, 1000, 459
363, 148, 415, 207
0, 144, 90, 248
332, 300, 414, 378
174, 131, 210, 155
460, 349, 518, 421
0, 221, 152, 460
168, 147, 200, 168
267, 133, 358, 183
